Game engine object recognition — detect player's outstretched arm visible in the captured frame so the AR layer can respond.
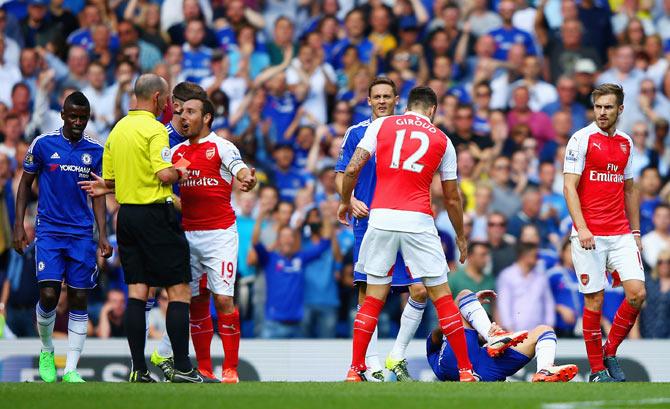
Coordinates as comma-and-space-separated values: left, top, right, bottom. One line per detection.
623, 178, 642, 251
563, 173, 595, 250
236, 167, 257, 192
13, 171, 36, 255
338, 148, 371, 225
78, 172, 116, 197
441, 179, 468, 263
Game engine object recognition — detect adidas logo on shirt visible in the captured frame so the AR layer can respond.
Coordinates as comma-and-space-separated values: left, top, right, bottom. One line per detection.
50, 152, 60, 159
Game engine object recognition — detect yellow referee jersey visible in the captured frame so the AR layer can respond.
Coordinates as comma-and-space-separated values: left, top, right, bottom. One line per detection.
103, 110, 173, 204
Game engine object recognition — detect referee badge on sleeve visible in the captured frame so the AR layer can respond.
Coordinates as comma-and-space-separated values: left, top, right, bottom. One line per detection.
161, 147, 171, 162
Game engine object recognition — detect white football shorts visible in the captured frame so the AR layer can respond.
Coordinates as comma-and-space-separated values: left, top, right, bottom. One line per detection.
570, 233, 644, 294
355, 225, 449, 287
186, 224, 238, 297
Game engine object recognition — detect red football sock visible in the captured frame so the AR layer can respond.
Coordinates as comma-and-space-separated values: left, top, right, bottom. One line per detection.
435, 294, 472, 371
351, 296, 385, 371
218, 308, 240, 370
190, 298, 214, 373
582, 308, 605, 373
604, 300, 639, 357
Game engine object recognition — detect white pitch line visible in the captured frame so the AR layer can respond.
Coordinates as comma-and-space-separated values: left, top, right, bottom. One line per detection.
542, 398, 670, 409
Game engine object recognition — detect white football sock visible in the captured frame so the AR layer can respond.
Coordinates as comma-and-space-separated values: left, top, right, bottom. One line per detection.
389, 298, 426, 361
65, 311, 88, 374
36, 303, 56, 353
535, 330, 557, 372
144, 299, 155, 342
157, 333, 173, 357
457, 292, 492, 341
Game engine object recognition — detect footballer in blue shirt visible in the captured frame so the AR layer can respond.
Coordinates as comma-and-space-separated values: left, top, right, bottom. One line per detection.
335, 77, 428, 382
13, 92, 112, 384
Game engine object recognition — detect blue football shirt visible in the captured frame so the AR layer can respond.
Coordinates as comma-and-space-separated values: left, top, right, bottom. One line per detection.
24, 129, 103, 237
334, 119, 375, 232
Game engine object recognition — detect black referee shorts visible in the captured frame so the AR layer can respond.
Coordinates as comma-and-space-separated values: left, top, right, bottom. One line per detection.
117, 203, 191, 287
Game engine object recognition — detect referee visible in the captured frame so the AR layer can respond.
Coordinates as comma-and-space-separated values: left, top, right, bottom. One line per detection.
84, 74, 208, 383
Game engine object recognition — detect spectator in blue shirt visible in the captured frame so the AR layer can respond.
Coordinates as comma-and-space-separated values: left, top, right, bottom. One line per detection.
639, 167, 662, 235
331, 9, 374, 70
252, 202, 332, 339
488, 0, 536, 61
179, 20, 212, 84
547, 240, 583, 338
271, 144, 310, 202
541, 77, 588, 135
300, 202, 341, 338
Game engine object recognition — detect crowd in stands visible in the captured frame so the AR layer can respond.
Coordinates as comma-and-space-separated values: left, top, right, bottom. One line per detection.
1, 0, 670, 341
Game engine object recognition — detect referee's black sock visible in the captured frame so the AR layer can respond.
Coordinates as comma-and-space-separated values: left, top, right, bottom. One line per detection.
166, 301, 192, 372
126, 298, 148, 372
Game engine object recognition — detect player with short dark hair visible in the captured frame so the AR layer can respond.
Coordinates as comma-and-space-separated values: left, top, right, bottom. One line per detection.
170, 97, 256, 383
14, 91, 112, 383
564, 83, 645, 382
335, 78, 428, 382
338, 86, 477, 382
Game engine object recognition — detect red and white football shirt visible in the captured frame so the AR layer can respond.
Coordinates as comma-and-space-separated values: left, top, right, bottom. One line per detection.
563, 122, 634, 236
171, 133, 247, 231
357, 111, 457, 233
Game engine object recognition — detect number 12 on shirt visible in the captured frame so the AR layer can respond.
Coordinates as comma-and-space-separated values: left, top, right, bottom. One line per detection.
390, 129, 428, 173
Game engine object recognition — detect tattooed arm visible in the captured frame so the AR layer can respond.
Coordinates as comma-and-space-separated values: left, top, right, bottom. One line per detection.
337, 148, 371, 225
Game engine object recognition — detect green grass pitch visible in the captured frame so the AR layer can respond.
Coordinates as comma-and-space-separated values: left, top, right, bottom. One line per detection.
2, 382, 670, 409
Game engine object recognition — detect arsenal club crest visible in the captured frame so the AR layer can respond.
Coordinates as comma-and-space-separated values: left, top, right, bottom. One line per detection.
580, 274, 590, 286
206, 147, 216, 160
620, 143, 628, 154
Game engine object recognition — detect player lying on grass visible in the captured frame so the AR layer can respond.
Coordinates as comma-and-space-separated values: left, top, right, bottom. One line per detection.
427, 289, 578, 382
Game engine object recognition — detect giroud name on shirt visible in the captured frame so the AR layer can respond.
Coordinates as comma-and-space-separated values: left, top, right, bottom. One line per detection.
563, 122, 644, 294
354, 111, 457, 284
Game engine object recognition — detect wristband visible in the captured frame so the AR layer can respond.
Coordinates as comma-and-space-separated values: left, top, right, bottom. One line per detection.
631, 230, 641, 236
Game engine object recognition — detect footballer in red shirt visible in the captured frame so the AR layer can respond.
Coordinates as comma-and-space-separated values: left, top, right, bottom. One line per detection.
170, 97, 256, 383
338, 86, 478, 382
563, 83, 645, 383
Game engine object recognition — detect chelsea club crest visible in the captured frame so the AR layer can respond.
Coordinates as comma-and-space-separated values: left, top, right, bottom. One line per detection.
81, 153, 92, 165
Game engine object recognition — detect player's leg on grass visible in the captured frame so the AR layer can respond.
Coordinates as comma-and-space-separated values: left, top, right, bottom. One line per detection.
356, 283, 383, 380
386, 282, 427, 381
151, 288, 175, 381
425, 281, 476, 382
348, 280, 391, 382
126, 283, 156, 382
190, 290, 215, 376
213, 294, 240, 383
455, 289, 528, 357
509, 325, 578, 382
36, 282, 61, 383
62, 287, 89, 382
582, 290, 615, 382
603, 278, 645, 382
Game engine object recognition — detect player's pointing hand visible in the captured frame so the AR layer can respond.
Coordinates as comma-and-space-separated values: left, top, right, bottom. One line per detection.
337, 202, 351, 226
78, 172, 111, 198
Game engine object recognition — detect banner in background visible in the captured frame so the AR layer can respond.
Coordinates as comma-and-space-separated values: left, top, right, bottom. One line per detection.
1, 339, 668, 382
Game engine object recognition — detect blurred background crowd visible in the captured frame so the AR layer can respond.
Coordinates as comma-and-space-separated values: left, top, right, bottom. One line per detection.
0, 0, 670, 342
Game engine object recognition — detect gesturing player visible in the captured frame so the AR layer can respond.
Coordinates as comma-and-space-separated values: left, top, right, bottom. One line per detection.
170, 97, 256, 383
13, 92, 112, 383
338, 86, 476, 382
563, 83, 646, 382
150, 81, 208, 379
335, 77, 428, 382
427, 289, 578, 383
